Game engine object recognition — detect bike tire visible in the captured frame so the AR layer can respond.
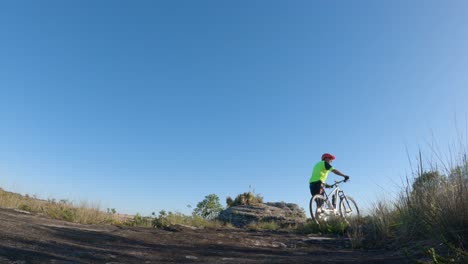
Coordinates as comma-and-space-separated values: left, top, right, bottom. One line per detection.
338, 196, 360, 219
309, 194, 326, 224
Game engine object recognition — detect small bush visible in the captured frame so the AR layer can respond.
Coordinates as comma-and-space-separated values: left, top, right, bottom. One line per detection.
193, 194, 223, 220
226, 192, 263, 207
152, 210, 171, 228
226, 196, 233, 207
18, 204, 32, 212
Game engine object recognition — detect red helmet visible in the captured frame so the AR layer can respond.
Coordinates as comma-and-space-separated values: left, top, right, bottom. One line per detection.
321, 153, 336, 161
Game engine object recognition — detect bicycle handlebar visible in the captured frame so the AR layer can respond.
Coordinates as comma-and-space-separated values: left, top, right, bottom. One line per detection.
325, 179, 349, 188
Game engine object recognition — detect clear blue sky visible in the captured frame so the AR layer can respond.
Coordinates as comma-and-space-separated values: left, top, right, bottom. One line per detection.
1, 1, 467, 215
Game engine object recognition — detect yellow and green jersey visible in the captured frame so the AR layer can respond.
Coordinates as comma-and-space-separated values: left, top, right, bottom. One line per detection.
309, 161, 334, 183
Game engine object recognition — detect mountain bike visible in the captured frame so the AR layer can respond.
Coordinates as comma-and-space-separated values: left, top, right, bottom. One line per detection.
309, 179, 359, 224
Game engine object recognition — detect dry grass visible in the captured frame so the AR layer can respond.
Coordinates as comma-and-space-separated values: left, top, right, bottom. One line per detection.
346, 201, 398, 249
397, 169, 468, 246
346, 151, 468, 261
0, 188, 121, 224
0, 188, 233, 229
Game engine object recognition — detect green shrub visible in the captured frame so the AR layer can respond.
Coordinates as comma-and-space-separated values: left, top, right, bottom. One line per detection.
18, 204, 32, 212
193, 194, 223, 220
60, 207, 77, 222
152, 210, 170, 228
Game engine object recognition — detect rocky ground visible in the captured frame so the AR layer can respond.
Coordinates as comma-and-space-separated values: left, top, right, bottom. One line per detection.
0, 208, 408, 263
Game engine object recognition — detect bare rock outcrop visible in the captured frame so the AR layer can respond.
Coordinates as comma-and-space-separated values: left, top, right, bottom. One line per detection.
218, 202, 306, 228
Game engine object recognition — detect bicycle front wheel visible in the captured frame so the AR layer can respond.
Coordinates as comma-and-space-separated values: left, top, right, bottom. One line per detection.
339, 196, 359, 219
309, 194, 326, 224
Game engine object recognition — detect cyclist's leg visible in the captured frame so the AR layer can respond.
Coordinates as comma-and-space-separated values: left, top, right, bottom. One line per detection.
310, 181, 324, 207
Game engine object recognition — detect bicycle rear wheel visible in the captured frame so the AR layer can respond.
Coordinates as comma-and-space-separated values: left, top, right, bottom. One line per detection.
309, 194, 326, 224
339, 196, 359, 220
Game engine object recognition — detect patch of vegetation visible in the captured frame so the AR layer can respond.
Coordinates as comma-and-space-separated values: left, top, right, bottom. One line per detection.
346, 150, 468, 262
296, 217, 348, 236
226, 192, 263, 207
345, 201, 400, 249
0, 188, 231, 229
193, 194, 224, 220
150, 210, 226, 229
0, 188, 121, 225
18, 203, 33, 212
124, 213, 153, 227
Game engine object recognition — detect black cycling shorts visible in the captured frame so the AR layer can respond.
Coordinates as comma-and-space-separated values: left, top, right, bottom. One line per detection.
309, 181, 322, 196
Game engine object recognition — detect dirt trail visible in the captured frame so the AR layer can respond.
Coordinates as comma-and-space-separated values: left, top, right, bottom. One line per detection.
0, 208, 407, 263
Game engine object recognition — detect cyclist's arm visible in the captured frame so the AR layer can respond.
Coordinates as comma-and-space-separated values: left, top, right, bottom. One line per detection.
332, 169, 348, 178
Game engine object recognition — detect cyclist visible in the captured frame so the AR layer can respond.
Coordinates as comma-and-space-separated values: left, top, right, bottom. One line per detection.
309, 153, 350, 208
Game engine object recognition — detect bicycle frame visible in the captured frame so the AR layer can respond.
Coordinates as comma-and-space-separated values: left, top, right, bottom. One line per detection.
322, 181, 348, 209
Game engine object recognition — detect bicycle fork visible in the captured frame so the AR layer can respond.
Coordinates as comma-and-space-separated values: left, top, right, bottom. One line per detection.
338, 191, 353, 214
